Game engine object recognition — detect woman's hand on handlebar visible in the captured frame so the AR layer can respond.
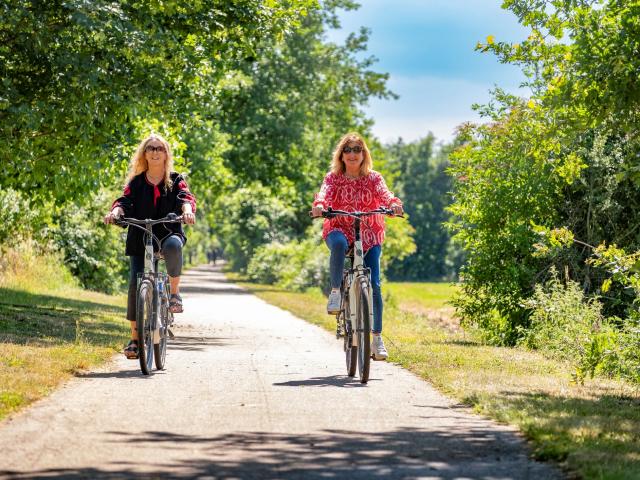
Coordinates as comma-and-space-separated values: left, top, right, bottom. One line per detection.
182, 205, 196, 225
104, 207, 124, 224
391, 204, 404, 216
311, 205, 324, 218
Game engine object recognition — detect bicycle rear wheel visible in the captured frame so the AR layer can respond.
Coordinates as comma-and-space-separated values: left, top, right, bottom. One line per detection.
136, 279, 154, 375
356, 278, 371, 383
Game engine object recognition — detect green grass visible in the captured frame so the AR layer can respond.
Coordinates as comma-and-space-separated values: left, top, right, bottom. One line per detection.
386, 281, 457, 310
0, 248, 128, 421
232, 276, 640, 480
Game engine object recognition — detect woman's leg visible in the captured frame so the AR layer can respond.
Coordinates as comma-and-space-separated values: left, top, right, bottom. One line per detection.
325, 231, 348, 313
365, 244, 387, 360
162, 235, 184, 312
161, 235, 184, 291
326, 230, 349, 290
364, 245, 383, 333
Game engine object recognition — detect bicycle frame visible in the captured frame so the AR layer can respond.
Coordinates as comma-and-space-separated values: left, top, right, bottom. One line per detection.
117, 215, 181, 344
140, 224, 162, 345
344, 216, 373, 348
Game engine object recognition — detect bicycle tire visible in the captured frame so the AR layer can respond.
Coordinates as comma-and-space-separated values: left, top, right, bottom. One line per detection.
342, 302, 357, 377
136, 279, 154, 375
356, 278, 371, 383
154, 298, 168, 370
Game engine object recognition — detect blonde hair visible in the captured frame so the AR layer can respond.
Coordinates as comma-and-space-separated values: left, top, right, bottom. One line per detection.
126, 134, 174, 189
330, 132, 373, 176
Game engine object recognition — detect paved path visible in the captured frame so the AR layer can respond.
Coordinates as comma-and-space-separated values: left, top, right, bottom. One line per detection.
0, 265, 562, 479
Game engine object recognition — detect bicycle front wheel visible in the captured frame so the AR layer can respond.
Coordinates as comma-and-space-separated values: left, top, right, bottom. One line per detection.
154, 293, 169, 370
356, 278, 371, 383
136, 279, 154, 375
342, 304, 357, 377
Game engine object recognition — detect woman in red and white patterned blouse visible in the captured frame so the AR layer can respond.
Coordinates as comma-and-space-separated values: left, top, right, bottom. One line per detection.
312, 132, 403, 360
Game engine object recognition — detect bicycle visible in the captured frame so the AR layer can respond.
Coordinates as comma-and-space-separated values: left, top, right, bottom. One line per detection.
312, 207, 401, 384
114, 214, 183, 375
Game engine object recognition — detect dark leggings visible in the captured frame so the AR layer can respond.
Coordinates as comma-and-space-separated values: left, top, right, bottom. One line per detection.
126, 235, 183, 321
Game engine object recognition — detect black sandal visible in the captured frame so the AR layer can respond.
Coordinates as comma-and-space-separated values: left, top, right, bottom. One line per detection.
169, 294, 183, 313
123, 340, 139, 359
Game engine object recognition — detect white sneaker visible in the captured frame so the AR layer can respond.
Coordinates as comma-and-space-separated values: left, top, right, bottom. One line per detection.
371, 334, 388, 361
327, 290, 341, 314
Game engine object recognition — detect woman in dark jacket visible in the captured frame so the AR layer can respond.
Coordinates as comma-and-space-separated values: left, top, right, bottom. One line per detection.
104, 134, 196, 359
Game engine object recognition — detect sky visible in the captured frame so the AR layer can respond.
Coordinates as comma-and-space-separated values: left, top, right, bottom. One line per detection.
325, 0, 531, 144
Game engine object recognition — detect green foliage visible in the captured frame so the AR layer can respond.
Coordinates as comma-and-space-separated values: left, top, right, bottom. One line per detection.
450, 0, 640, 342
447, 105, 568, 345
0, 189, 49, 245
215, 183, 297, 271
0, 0, 315, 203
53, 190, 127, 294
1, 0, 395, 293
379, 214, 416, 272
521, 272, 614, 383
247, 234, 329, 292
214, 0, 395, 222
385, 135, 461, 281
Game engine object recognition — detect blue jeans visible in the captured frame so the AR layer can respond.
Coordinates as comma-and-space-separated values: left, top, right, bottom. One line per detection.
326, 230, 383, 334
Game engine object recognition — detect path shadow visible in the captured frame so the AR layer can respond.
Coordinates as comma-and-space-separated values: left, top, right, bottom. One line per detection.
168, 335, 232, 352
179, 285, 279, 295
479, 390, 640, 464
0, 427, 563, 479
179, 285, 252, 295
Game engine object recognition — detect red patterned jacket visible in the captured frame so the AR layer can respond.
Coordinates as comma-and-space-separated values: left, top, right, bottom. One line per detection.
112, 172, 196, 256
313, 171, 402, 252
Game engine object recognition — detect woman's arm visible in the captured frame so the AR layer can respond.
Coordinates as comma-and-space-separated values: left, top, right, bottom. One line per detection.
312, 173, 335, 215
175, 176, 197, 224
374, 173, 403, 214
104, 183, 134, 224
311, 173, 334, 217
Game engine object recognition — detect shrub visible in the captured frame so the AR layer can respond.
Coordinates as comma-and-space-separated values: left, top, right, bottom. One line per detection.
247, 235, 329, 292
521, 272, 616, 382
215, 183, 296, 272
54, 190, 128, 294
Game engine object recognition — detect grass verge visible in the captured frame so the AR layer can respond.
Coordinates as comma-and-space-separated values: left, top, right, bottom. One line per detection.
229, 275, 640, 480
0, 247, 128, 421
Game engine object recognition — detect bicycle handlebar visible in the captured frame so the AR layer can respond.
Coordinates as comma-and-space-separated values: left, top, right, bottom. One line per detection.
114, 213, 184, 227
309, 207, 404, 219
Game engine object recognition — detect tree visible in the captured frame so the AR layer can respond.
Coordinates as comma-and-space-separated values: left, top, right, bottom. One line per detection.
0, 0, 314, 203
449, 0, 640, 343
385, 135, 459, 281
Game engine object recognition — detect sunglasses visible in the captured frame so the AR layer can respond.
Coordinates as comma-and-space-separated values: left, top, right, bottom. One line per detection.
343, 145, 363, 154
145, 145, 166, 153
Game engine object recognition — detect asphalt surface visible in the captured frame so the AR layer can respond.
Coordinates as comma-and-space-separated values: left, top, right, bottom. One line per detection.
0, 265, 563, 479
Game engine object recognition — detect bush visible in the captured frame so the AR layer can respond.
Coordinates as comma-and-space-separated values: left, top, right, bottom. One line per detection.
247, 234, 329, 292
0, 188, 49, 245
521, 273, 617, 382
215, 183, 296, 272
54, 190, 128, 294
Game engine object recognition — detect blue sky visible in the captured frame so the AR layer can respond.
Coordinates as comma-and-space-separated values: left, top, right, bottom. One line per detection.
325, 0, 531, 143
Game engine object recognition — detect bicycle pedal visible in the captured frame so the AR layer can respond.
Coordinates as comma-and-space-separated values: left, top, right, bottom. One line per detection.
167, 328, 175, 339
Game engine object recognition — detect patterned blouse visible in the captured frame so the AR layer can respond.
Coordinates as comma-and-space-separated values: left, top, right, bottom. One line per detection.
313, 170, 402, 251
